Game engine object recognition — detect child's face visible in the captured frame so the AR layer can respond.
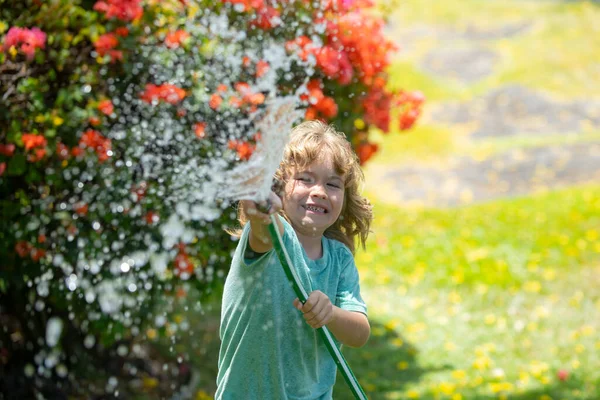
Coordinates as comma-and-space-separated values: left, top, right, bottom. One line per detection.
283, 155, 345, 238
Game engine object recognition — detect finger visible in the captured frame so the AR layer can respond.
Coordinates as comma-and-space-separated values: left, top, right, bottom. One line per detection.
305, 307, 328, 327
304, 291, 324, 314
293, 298, 303, 311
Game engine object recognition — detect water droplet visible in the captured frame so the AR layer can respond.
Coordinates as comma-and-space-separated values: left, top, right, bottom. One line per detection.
45, 317, 63, 347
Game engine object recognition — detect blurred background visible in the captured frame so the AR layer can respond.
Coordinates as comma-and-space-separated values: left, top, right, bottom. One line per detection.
341, 0, 600, 399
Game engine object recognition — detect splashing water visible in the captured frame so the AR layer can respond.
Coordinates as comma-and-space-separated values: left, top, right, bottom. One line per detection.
218, 96, 304, 203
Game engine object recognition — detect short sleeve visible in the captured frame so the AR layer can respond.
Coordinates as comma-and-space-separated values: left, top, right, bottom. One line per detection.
238, 223, 272, 267
335, 253, 367, 315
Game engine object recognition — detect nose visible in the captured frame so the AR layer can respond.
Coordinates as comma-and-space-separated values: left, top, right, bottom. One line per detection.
311, 183, 327, 199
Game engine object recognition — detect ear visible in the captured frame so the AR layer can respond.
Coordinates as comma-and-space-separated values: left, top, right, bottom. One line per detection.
271, 177, 285, 197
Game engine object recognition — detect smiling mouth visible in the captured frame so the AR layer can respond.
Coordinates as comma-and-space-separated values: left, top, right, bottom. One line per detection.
303, 204, 328, 214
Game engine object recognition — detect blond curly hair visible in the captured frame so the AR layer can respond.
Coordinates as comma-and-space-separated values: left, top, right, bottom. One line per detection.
234, 120, 373, 254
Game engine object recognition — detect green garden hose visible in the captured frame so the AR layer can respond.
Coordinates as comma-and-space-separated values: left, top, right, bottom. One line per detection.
268, 214, 368, 400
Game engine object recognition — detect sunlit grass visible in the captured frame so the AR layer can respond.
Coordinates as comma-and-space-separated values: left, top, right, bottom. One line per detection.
386, 61, 470, 103
333, 185, 600, 399
366, 123, 460, 165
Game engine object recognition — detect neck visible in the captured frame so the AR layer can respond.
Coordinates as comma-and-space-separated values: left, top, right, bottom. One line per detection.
295, 230, 323, 260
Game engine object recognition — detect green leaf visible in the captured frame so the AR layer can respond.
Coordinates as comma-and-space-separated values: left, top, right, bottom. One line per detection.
7, 154, 27, 176
26, 168, 42, 184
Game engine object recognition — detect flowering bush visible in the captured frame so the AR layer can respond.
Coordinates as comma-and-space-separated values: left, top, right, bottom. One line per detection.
0, 0, 421, 396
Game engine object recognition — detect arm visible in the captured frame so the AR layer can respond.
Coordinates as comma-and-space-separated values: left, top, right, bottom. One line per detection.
328, 307, 370, 348
242, 191, 284, 254
294, 292, 371, 348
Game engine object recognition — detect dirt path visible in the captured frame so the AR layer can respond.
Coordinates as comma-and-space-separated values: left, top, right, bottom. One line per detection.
370, 22, 600, 207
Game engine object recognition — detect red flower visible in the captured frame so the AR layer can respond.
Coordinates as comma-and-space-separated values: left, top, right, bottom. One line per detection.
74, 202, 89, 216
165, 30, 190, 49
89, 116, 102, 127
145, 211, 159, 225
221, 0, 264, 11
174, 245, 194, 279
94, 0, 143, 21
131, 181, 147, 202
71, 147, 84, 158
115, 27, 129, 37
253, 6, 281, 30
79, 129, 112, 162
285, 36, 315, 61
300, 80, 338, 120
140, 84, 187, 105
228, 140, 255, 161
30, 248, 46, 262
3, 27, 46, 60
399, 108, 420, 131
194, 122, 206, 139
15, 241, 33, 258
362, 86, 392, 132
209, 93, 223, 110
0, 143, 15, 157
94, 33, 119, 56
0, 162, 5, 176
315, 46, 353, 85
255, 60, 270, 77
328, 12, 397, 84
56, 142, 70, 160
22, 133, 47, 151
98, 99, 114, 115
356, 142, 378, 165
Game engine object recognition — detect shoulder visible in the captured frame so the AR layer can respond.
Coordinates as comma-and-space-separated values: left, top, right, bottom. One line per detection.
325, 236, 354, 265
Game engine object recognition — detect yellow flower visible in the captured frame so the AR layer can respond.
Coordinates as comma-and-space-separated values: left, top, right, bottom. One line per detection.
406, 389, 419, 399
146, 328, 157, 340
581, 325, 595, 336
142, 377, 158, 389
473, 356, 491, 370
585, 229, 598, 241
448, 291, 461, 304
524, 281, 542, 293
35, 114, 46, 123
195, 390, 213, 400
354, 118, 365, 130
396, 361, 409, 370
439, 382, 456, 395
444, 342, 457, 351
452, 370, 466, 380
53, 116, 64, 126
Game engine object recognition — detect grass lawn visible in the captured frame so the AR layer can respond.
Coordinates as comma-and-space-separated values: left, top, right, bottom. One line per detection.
334, 185, 600, 399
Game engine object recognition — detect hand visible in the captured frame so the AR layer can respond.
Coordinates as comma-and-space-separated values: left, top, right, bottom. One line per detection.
293, 290, 335, 329
241, 191, 282, 226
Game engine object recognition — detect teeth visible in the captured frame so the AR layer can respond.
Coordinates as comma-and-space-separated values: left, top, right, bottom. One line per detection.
306, 205, 325, 213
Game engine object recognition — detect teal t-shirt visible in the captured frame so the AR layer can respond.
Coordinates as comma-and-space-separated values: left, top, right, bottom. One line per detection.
216, 216, 367, 400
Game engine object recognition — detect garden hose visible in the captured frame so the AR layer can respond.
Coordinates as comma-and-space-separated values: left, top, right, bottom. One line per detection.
267, 214, 368, 400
